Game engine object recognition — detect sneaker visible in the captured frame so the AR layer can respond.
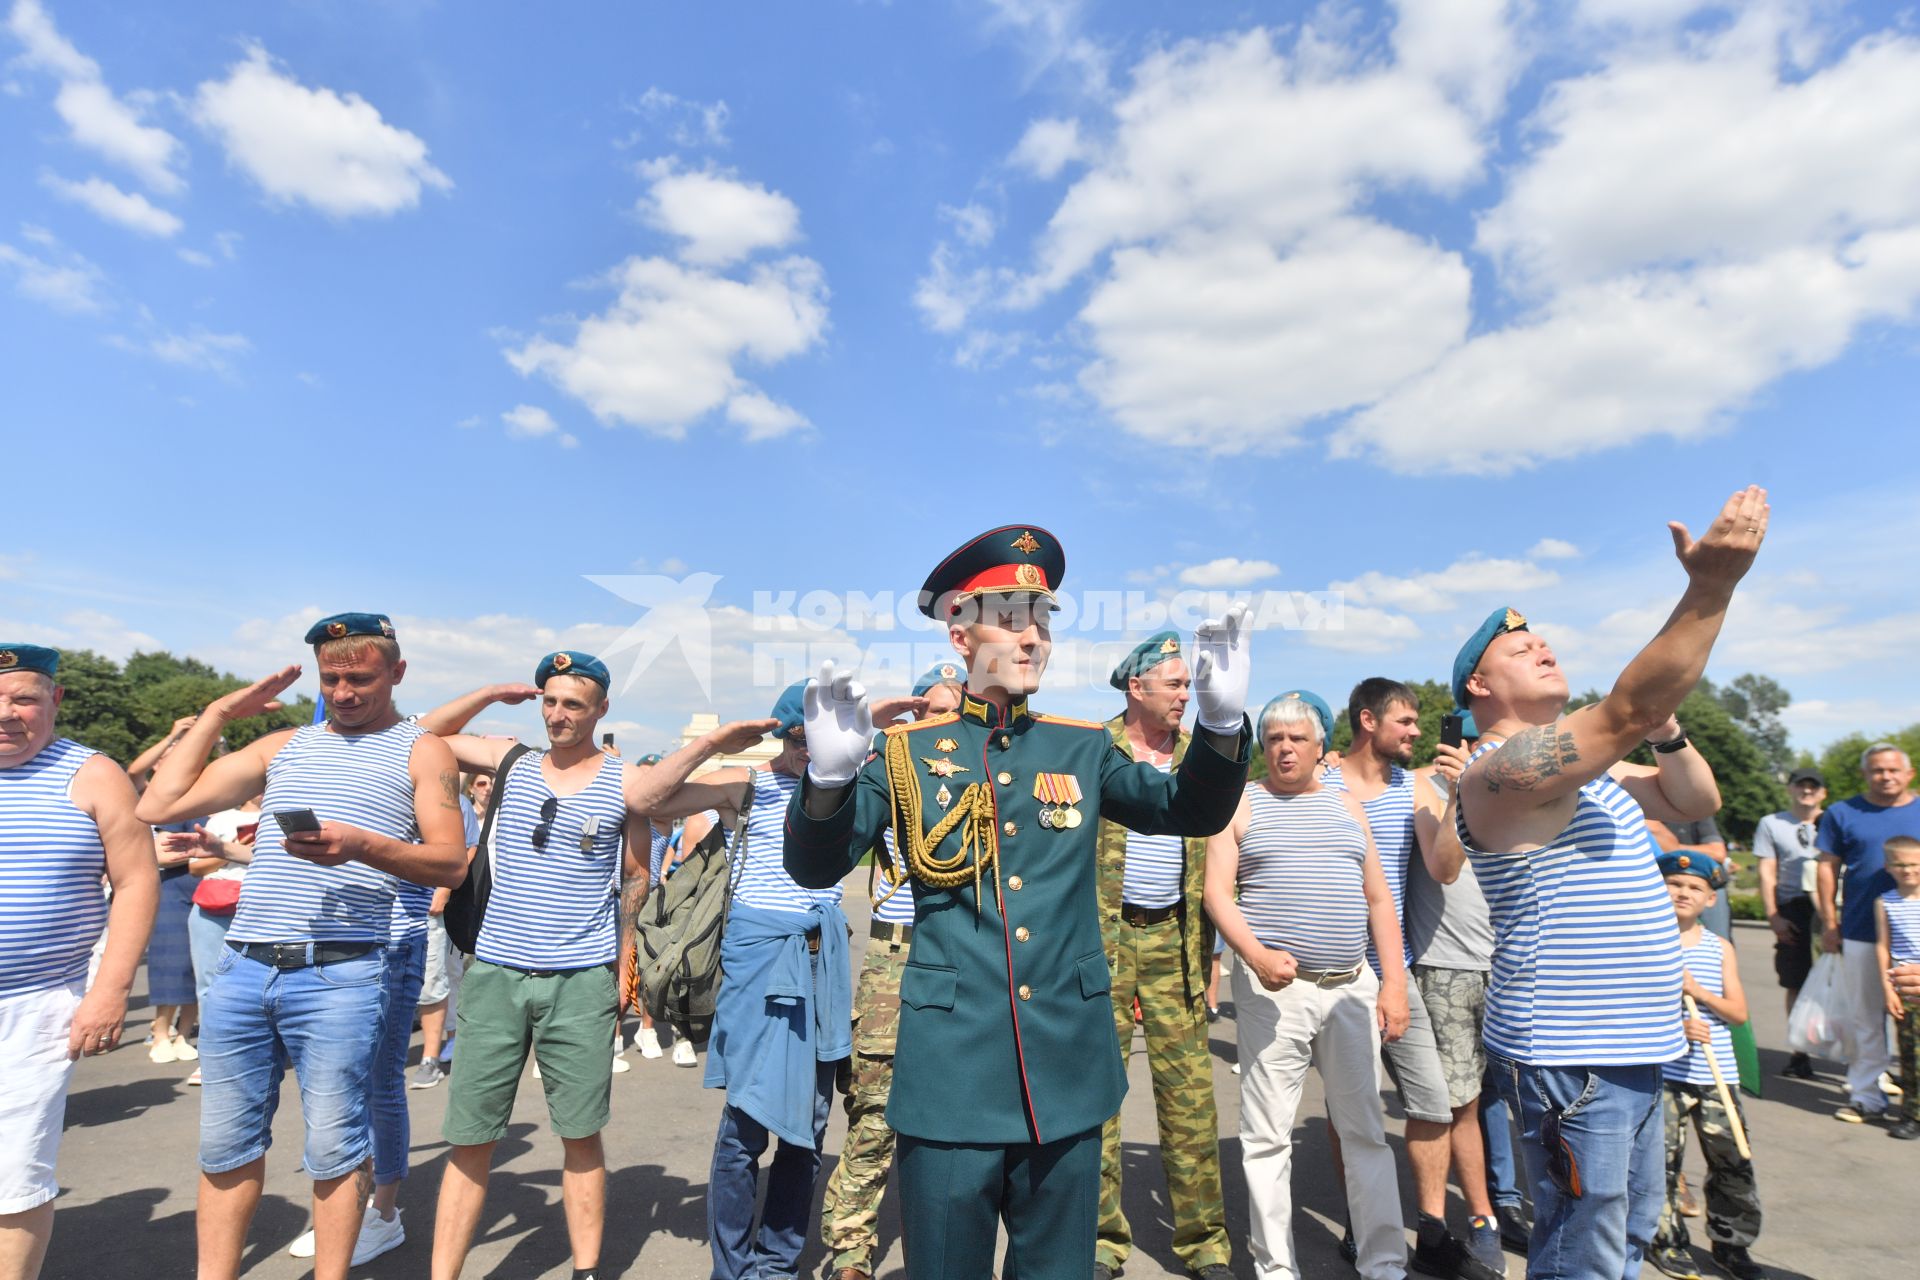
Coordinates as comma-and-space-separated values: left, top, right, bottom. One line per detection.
639, 1026, 663, 1059
1879, 1071, 1904, 1100
1676, 1172, 1702, 1218
532, 1061, 541, 1080
672, 1039, 697, 1067
1834, 1103, 1889, 1124
352, 1206, 405, 1266
1708, 1242, 1767, 1279
1466, 1216, 1504, 1272
410, 1060, 445, 1090
611, 1053, 631, 1074
1649, 1243, 1702, 1279
186, 1068, 202, 1086
1188, 1266, 1232, 1280
1412, 1229, 1504, 1280
1206, 1005, 1219, 1023
288, 1228, 316, 1259
1889, 1118, 1920, 1140
171, 1033, 198, 1062
1230, 1060, 1240, 1075
149, 1036, 179, 1065
1780, 1052, 1814, 1080
1495, 1203, 1531, 1251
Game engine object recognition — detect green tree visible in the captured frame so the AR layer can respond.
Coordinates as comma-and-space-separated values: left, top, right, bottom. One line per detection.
50, 649, 316, 765
48, 649, 143, 763
1710, 673, 1794, 777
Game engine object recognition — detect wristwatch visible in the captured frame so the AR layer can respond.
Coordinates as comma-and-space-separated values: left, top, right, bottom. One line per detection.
1650, 733, 1689, 754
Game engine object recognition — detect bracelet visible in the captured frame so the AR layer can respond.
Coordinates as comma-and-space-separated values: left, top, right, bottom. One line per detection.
1650, 733, 1689, 754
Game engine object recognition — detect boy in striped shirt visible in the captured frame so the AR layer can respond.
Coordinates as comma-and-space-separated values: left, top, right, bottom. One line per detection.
1877, 836, 1920, 1141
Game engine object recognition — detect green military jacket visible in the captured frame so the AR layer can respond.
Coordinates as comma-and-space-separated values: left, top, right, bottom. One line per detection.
1096, 714, 1213, 1008
785, 691, 1248, 1145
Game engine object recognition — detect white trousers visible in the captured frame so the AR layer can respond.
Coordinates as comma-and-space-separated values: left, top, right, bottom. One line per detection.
0, 981, 82, 1213
1233, 961, 1407, 1280
1841, 940, 1894, 1107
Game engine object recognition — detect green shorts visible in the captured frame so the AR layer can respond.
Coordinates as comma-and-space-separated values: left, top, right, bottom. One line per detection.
443, 959, 618, 1144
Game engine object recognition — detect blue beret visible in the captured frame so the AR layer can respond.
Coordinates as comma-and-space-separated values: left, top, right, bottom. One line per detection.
637, 752, 664, 766
0, 644, 60, 678
1451, 606, 1529, 708
919, 524, 1065, 620
770, 680, 808, 739
304, 612, 396, 646
1658, 850, 1728, 890
1456, 707, 1479, 739
912, 661, 965, 697
1260, 689, 1333, 746
536, 650, 610, 690
1109, 631, 1184, 690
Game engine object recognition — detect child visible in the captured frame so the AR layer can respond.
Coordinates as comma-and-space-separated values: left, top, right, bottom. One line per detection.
1876, 835, 1920, 1141
1649, 851, 1766, 1280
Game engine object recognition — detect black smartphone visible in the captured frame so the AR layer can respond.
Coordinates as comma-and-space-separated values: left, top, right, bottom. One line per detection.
1440, 714, 1465, 749
602, 732, 615, 748
274, 808, 322, 834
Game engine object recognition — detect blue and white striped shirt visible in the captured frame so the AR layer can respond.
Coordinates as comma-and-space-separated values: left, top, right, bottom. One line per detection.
1235, 783, 1370, 971
230, 720, 427, 945
1122, 759, 1183, 909
0, 738, 108, 993
871, 827, 916, 925
476, 749, 627, 970
1883, 889, 1920, 966
1667, 932, 1737, 1086
1459, 741, 1685, 1067
734, 769, 841, 913
648, 827, 671, 886
1323, 763, 1415, 971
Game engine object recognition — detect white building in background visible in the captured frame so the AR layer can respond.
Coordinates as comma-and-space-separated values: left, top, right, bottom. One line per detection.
677, 713, 778, 774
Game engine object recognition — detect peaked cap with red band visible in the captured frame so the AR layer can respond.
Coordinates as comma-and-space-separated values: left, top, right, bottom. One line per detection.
918, 524, 1066, 620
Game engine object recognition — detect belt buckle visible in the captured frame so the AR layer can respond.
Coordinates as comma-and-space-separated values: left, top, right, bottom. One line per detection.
1122, 906, 1145, 927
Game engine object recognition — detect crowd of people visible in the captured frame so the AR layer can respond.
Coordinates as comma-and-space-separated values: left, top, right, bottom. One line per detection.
5, 488, 1920, 1280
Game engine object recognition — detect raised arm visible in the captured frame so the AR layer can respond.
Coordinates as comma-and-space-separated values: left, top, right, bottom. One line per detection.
1412, 741, 1472, 884
69, 756, 160, 1057
126, 715, 199, 782
624, 717, 779, 816
1608, 716, 1722, 824
646, 765, 754, 825
415, 682, 541, 737
136, 667, 302, 824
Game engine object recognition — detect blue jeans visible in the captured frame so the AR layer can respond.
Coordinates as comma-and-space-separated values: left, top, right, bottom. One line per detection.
372, 933, 428, 1185
1488, 1052, 1665, 1280
1481, 1066, 1523, 1211
707, 1058, 836, 1280
187, 906, 235, 1004
199, 945, 389, 1179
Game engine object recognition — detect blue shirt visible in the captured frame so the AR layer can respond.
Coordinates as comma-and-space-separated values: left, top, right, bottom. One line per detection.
1235, 783, 1370, 971
0, 738, 108, 993
1818, 795, 1920, 943
1884, 890, 1920, 967
1667, 931, 1737, 1086
734, 770, 840, 913
476, 749, 627, 970
870, 827, 916, 925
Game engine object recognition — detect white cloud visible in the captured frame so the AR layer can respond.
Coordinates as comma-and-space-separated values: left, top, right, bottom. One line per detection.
0, 232, 105, 313
941, 202, 997, 248
1390, 0, 1524, 121
1529, 538, 1581, 560
1304, 603, 1424, 654
501, 404, 578, 448
913, 241, 996, 333
192, 44, 451, 217
1176, 557, 1280, 588
1331, 555, 1562, 614
0, 607, 160, 660
723, 390, 809, 441
979, 0, 1110, 94
640, 163, 800, 267
176, 247, 213, 267
622, 86, 730, 149
6, 0, 184, 194
1009, 117, 1086, 179
108, 321, 251, 375
40, 171, 181, 237
505, 253, 827, 438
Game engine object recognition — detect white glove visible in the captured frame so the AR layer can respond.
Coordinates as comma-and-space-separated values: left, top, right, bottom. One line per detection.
802, 659, 874, 787
1192, 602, 1252, 734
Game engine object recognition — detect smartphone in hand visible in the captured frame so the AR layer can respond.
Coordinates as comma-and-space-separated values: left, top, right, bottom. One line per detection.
274, 808, 322, 834
1440, 714, 1465, 749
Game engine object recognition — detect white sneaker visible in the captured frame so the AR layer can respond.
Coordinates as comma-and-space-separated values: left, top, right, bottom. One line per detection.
1231, 1060, 1241, 1075
352, 1206, 405, 1266
288, 1228, 316, 1259
171, 1033, 199, 1062
639, 1027, 663, 1059
149, 1036, 179, 1065
532, 1061, 541, 1080
611, 1053, 631, 1073
672, 1039, 696, 1067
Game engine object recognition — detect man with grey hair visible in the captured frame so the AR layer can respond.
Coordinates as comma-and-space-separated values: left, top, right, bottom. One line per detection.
1816, 742, 1920, 1123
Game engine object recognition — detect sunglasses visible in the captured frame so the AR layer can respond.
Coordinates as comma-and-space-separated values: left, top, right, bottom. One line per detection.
1541, 1106, 1583, 1199
530, 795, 560, 851
1797, 825, 1812, 848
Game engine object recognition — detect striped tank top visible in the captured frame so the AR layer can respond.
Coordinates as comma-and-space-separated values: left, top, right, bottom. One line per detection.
476, 749, 627, 969
230, 719, 427, 945
871, 826, 915, 925
1667, 932, 1737, 1086
733, 768, 841, 913
1235, 783, 1370, 971
1883, 890, 1920, 966
0, 738, 108, 992
648, 827, 671, 886
1122, 759, 1183, 908
1457, 740, 1685, 1066
1323, 763, 1416, 970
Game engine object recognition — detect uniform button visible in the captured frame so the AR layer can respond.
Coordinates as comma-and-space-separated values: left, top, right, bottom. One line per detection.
1017, 984, 1032, 1001
1000, 735, 1011, 748
1008, 876, 1024, 891
1015, 926, 1030, 942
1003, 821, 1017, 837
997, 771, 1012, 785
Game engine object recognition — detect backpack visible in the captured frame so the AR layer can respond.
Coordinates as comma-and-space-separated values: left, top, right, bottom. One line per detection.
634, 790, 753, 1046
444, 743, 533, 955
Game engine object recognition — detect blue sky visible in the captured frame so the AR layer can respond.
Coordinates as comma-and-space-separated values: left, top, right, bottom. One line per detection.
4, 0, 1917, 753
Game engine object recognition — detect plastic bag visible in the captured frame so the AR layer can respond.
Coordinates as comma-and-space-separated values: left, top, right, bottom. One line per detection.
1787, 952, 1853, 1059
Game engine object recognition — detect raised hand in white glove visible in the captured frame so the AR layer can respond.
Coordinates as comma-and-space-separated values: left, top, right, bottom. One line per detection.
1192, 601, 1252, 733
802, 659, 874, 788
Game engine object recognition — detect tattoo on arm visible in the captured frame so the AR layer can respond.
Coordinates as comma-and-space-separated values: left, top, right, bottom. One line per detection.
622, 876, 648, 929
1480, 724, 1580, 794
437, 769, 461, 811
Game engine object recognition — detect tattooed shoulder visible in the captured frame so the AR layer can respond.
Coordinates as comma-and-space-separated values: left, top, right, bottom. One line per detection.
437, 769, 461, 810
1479, 724, 1580, 794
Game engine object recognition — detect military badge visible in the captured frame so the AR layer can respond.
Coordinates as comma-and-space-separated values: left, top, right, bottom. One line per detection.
935, 783, 953, 810
934, 737, 958, 753
552, 652, 573, 672
1159, 635, 1179, 654
1015, 563, 1041, 587
922, 756, 969, 779
1033, 772, 1083, 830
379, 618, 395, 638
939, 664, 957, 679
0, 651, 16, 669
326, 621, 348, 638
1504, 607, 1527, 631
1010, 530, 1041, 554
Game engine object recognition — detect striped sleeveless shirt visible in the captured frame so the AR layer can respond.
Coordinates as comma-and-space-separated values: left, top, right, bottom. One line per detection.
0, 738, 108, 992
733, 768, 841, 913
230, 719, 427, 945
1323, 763, 1416, 970
1457, 740, 1685, 1066
1667, 931, 1737, 1086
476, 749, 627, 969
1235, 782, 1370, 971
1883, 890, 1920, 966
871, 826, 915, 925
1122, 759, 1183, 909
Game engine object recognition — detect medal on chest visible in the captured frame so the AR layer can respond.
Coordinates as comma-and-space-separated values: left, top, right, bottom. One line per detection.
1034, 772, 1083, 829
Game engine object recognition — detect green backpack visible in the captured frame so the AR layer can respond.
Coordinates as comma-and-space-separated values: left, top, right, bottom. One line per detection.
635, 793, 751, 1047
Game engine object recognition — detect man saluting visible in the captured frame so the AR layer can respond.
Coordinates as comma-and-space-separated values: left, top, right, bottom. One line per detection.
784, 525, 1253, 1279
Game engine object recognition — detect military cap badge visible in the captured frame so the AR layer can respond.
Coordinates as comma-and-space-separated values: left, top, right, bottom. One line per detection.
552, 652, 574, 672
1011, 530, 1041, 554
326, 621, 348, 638
0, 651, 16, 669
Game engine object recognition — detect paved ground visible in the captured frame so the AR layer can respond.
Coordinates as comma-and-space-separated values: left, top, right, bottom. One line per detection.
45, 884, 1906, 1279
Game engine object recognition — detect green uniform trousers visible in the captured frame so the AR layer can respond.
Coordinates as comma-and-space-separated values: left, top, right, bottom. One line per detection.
821, 933, 909, 1272
1655, 1080, 1762, 1250
897, 1124, 1102, 1280
1097, 912, 1230, 1271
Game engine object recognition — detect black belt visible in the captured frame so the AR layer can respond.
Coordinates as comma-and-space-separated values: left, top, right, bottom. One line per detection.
870, 919, 914, 945
1120, 902, 1181, 927
497, 960, 616, 978
229, 940, 375, 969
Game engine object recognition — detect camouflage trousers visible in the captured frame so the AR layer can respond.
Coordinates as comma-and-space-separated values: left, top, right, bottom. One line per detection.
1898, 1001, 1920, 1123
1097, 911, 1230, 1271
820, 933, 908, 1273
1655, 1080, 1762, 1250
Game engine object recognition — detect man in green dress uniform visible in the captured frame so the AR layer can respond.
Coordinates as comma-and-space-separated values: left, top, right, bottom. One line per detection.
784, 525, 1252, 1279
1095, 633, 1231, 1280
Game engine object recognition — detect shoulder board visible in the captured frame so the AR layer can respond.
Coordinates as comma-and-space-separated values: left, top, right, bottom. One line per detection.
884, 712, 960, 737
1033, 713, 1106, 730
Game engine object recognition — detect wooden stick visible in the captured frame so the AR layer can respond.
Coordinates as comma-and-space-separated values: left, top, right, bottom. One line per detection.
1685, 993, 1752, 1159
